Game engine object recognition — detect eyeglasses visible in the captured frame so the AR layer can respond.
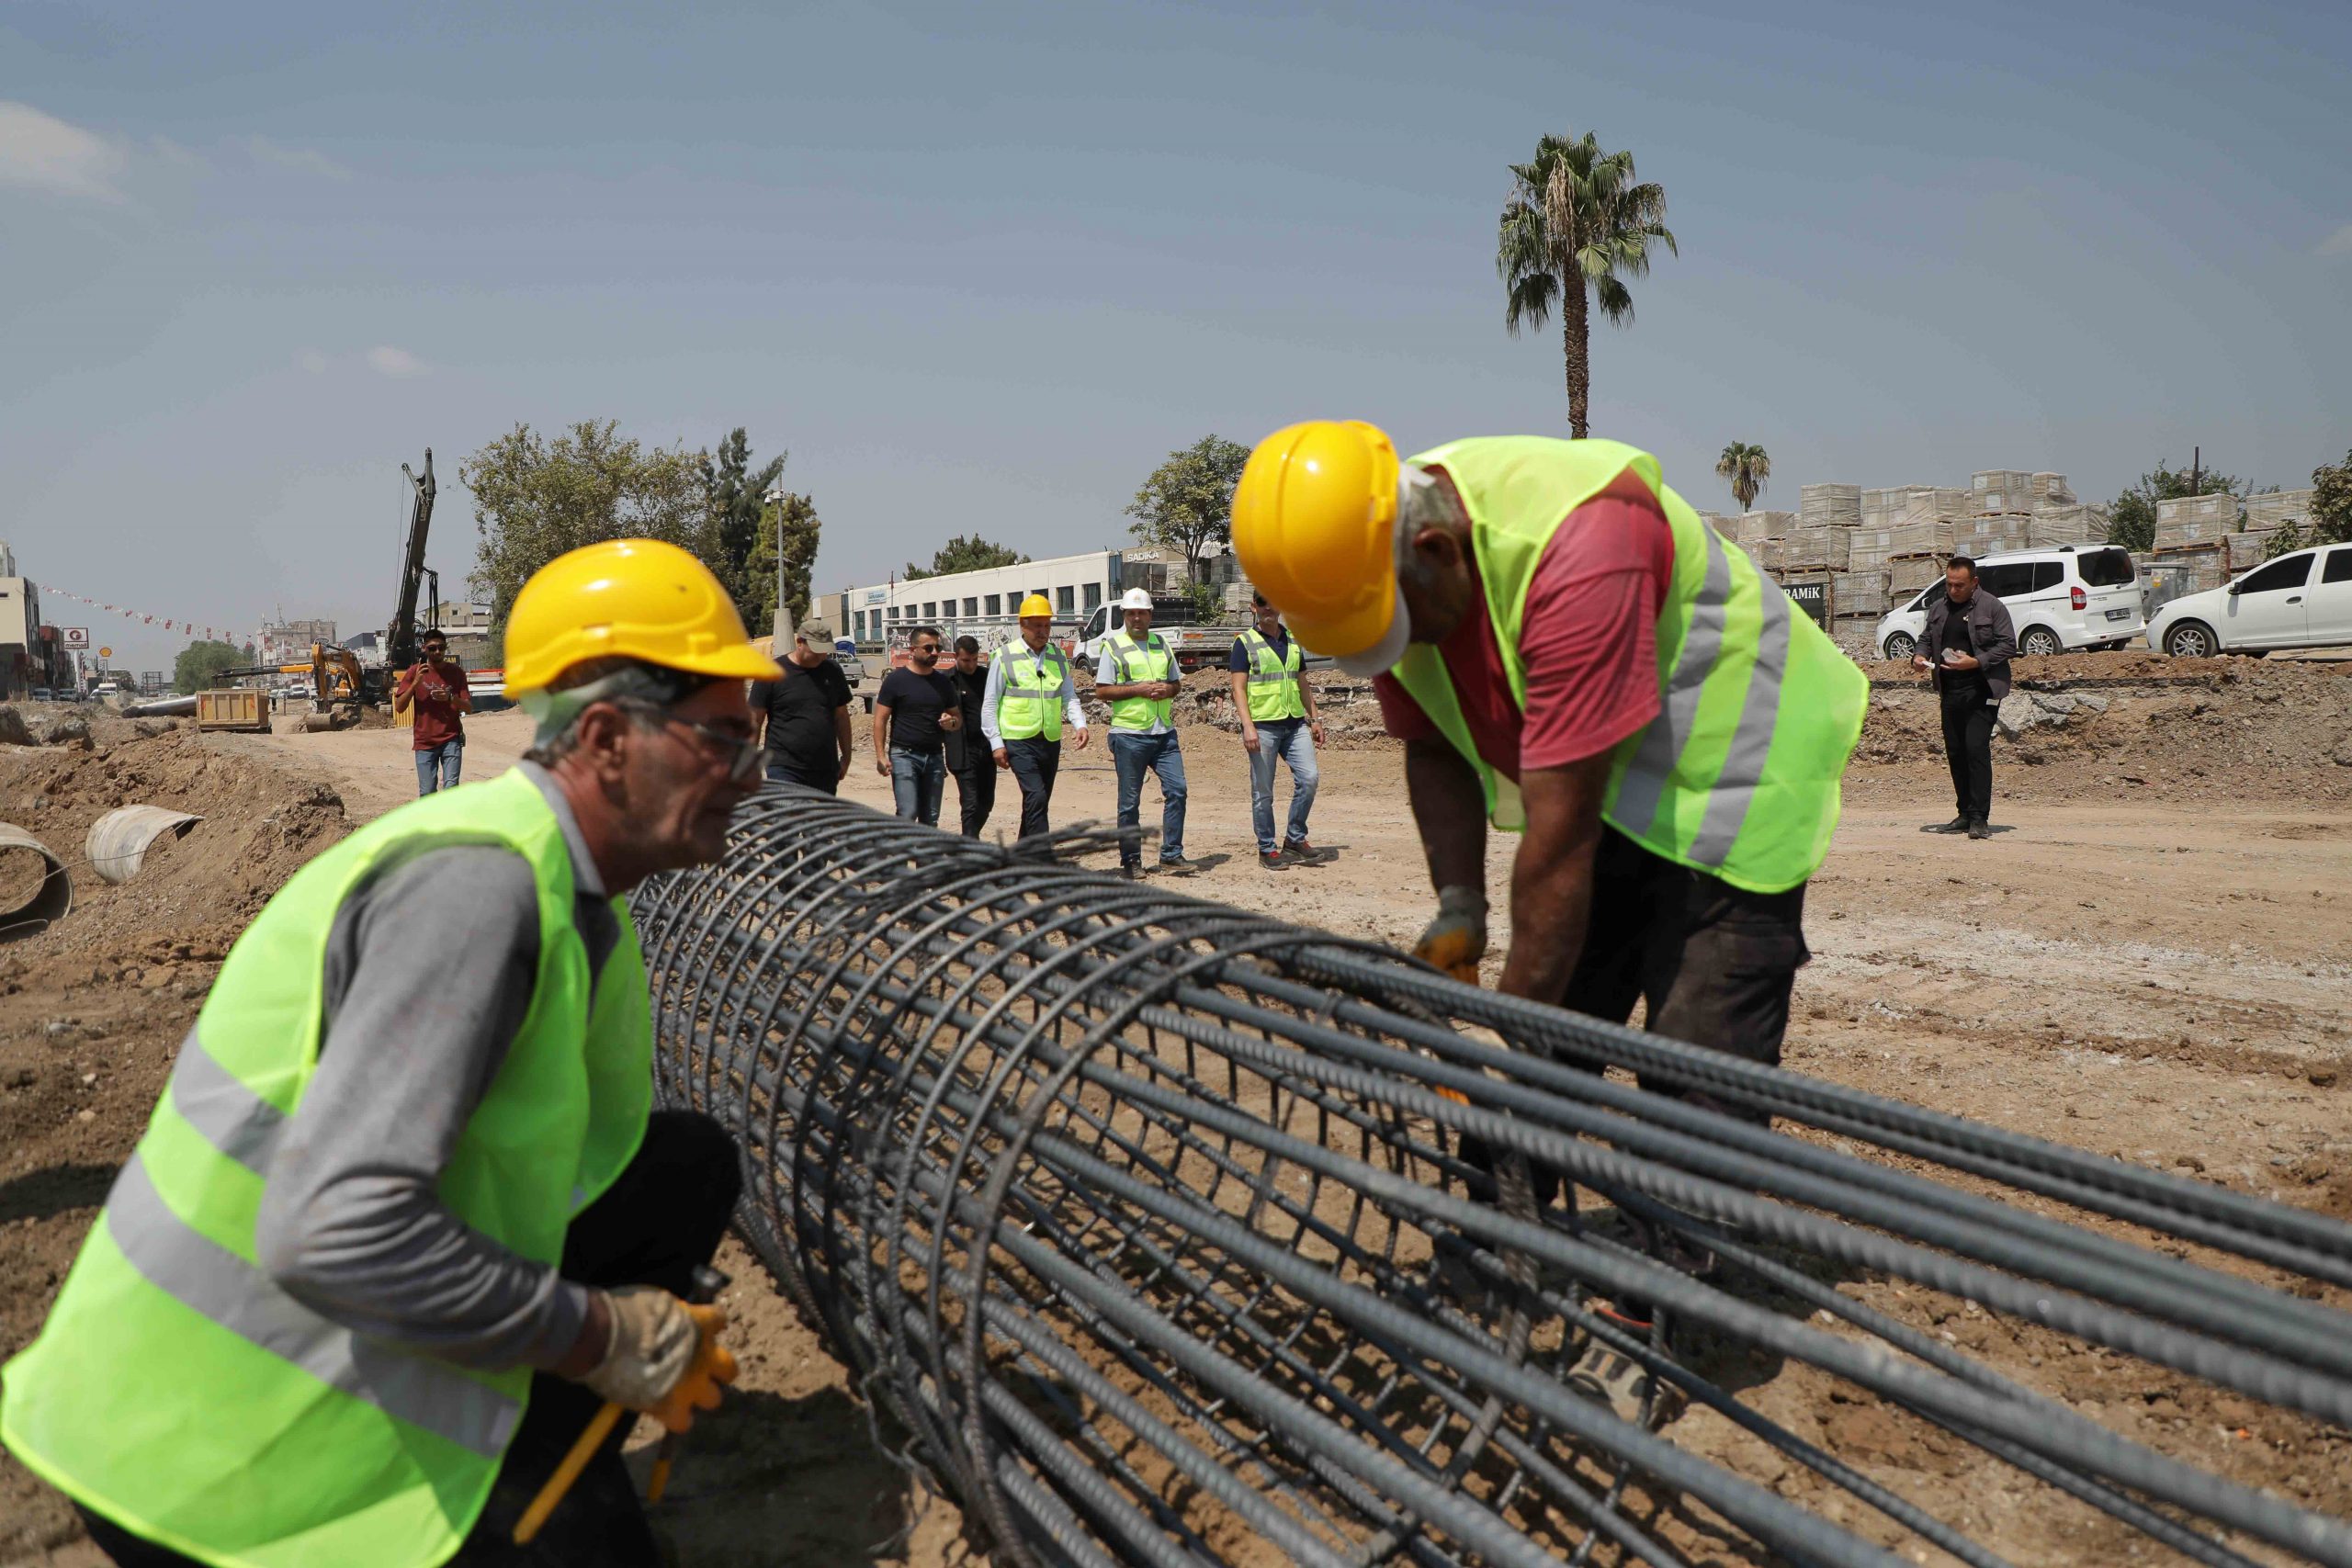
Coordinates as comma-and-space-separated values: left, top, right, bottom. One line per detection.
662, 715, 763, 783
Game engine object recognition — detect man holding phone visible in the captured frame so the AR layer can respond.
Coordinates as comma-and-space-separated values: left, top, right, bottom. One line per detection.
874, 626, 961, 827
392, 629, 471, 795
1913, 556, 2016, 840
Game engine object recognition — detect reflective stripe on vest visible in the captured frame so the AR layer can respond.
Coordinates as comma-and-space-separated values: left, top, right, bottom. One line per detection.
1, 767, 652, 1568
1106, 631, 1174, 730
1392, 436, 1864, 894
996, 644, 1068, 741
1236, 629, 1306, 722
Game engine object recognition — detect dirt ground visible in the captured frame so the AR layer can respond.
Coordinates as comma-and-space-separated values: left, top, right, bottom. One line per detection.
5, 650, 2350, 1564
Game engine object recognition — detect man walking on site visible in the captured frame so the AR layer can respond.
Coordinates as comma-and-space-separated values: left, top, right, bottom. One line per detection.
874, 626, 962, 828
1914, 556, 2014, 840
1234, 422, 1865, 1419
1229, 590, 1328, 871
982, 594, 1089, 840
1095, 588, 1189, 877
946, 635, 996, 838
751, 617, 854, 792
4, 539, 777, 1567
393, 628, 471, 795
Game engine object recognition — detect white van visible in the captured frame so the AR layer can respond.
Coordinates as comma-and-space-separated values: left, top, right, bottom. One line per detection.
1871, 546, 2143, 660
2144, 543, 2352, 658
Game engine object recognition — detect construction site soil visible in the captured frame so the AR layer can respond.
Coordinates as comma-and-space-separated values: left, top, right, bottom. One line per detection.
5, 648, 2350, 1565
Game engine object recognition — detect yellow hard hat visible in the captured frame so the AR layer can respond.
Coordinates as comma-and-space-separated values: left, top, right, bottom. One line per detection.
1232, 421, 1406, 674
1017, 593, 1054, 619
503, 537, 784, 697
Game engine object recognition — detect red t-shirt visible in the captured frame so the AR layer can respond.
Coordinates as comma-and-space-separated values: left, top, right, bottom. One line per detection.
399, 660, 469, 750
1374, 476, 1673, 780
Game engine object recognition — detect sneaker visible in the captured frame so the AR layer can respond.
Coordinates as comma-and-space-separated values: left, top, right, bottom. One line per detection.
1927, 816, 1969, 834
1283, 838, 1322, 863
1259, 849, 1285, 871
1566, 1339, 1656, 1426
1966, 818, 1992, 840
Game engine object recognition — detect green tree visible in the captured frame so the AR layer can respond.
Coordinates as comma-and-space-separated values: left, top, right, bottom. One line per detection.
742, 491, 823, 636
463, 421, 711, 630
904, 534, 1029, 580
2104, 457, 2247, 553
699, 428, 786, 626
1715, 442, 1771, 512
1498, 131, 1676, 439
173, 638, 248, 694
1126, 435, 1251, 586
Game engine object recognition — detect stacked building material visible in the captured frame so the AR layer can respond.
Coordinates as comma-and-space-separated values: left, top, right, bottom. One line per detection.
1953, 515, 2035, 558
2032, 472, 2076, 504
2225, 531, 2281, 573
1899, 487, 1973, 525
2154, 493, 2242, 549
1781, 525, 1851, 571
1850, 521, 1954, 574
2245, 488, 2317, 531
1860, 485, 1933, 525
1972, 469, 2038, 515
1831, 569, 1888, 619
1799, 483, 1861, 529
1888, 553, 1950, 593
2156, 542, 2226, 593
2027, 503, 2098, 545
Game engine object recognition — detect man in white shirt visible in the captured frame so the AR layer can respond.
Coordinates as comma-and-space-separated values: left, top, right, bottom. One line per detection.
1093, 588, 1188, 877
979, 593, 1090, 840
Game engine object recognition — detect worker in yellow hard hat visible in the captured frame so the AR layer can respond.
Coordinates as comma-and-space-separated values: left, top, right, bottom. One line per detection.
1234, 423, 1866, 1419
980, 592, 1090, 840
5, 538, 779, 1567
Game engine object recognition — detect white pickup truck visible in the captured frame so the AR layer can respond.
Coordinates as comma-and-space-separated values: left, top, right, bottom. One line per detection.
1071, 598, 1238, 672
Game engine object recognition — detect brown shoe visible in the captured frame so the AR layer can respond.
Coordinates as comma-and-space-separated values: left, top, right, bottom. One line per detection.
1259, 849, 1285, 871
1283, 837, 1323, 863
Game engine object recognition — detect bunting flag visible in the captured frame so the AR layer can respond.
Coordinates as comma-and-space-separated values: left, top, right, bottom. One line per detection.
45, 588, 236, 644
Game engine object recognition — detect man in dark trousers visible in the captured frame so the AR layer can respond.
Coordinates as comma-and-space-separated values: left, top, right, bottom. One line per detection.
873, 626, 962, 827
392, 628, 471, 795
1914, 556, 2016, 840
982, 594, 1090, 840
750, 618, 854, 791
946, 635, 996, 837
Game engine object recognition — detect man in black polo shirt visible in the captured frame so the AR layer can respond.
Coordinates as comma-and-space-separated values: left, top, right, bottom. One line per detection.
873, 626, 961, 827
750, 619, 854, 792
945, 635, 995, 838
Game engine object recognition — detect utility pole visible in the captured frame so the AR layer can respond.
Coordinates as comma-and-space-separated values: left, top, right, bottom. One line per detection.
766, 483, 793, 647
2191, 446, 2200, 498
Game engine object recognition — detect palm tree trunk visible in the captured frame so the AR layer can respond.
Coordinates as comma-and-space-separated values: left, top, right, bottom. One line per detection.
1562, 277, 1590, 439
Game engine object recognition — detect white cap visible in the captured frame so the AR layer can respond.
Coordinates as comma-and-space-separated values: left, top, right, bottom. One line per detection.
1118, 588, 1154, 612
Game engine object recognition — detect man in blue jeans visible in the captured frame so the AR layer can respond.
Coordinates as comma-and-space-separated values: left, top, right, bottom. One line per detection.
1093, 588, 1188, 877
873, 626, 960, 827
1229, 592, 1327, 870
393, 629, 470, 795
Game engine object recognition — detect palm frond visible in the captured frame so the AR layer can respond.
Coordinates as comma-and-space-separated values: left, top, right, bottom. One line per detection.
1592, 274, 1634, 325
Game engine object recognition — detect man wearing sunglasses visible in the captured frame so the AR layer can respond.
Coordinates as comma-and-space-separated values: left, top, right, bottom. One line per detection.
6, 540, 777, 1568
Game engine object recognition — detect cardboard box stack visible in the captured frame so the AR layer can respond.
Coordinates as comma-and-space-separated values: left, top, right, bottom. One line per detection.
2245, 489, 2315, 532
1800, 484, 1861, 529
1973, 469, 2039, 515
1782, 526, 1851, 571
2154, 493, 2241, 550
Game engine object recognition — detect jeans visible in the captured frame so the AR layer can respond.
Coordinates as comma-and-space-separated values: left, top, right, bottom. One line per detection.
764, 755, 838, 795
1002, 736, 1060, 840
414, 739, 462, 795
1247, 719, 1317, 853
74, 1111, 742, 1568
954, 757, 997, 838
1940, 683, 1996, 822
890, 746, 947, 826
1109, 730, 1187, 864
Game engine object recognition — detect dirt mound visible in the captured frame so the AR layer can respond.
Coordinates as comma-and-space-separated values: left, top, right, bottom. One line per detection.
1851, 652, 2352, 804
1, 727, 348, 1562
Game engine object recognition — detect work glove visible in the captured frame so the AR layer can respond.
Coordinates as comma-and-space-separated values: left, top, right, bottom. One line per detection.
579, 1287, 739, 1434
1412, 886, 1488, 986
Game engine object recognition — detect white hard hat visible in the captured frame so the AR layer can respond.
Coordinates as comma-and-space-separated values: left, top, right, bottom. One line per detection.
1118, 588, 1154, 612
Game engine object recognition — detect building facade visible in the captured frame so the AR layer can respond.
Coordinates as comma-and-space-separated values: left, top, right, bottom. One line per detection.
254, 616, 339, 669
835, 547, 1217, 656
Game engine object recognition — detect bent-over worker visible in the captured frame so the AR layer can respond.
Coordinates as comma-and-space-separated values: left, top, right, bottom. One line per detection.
1233, 423, 1866, 1416
2, 538, 781, 1568
1094, 588, 1188, 876
980, 593, 1089, 840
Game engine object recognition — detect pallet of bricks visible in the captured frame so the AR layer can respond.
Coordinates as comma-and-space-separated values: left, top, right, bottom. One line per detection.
2152, 494, 2236, 593
2228, 488, 2318, 573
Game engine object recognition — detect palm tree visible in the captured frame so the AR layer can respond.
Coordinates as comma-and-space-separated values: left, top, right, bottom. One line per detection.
1498, 131, 1676, 438
1716, 442, 1770, 513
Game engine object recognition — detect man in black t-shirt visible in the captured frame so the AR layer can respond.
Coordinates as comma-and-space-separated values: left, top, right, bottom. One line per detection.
1912, 558, 2016, 840
945, 636, 995, 838
750, 620, 855, 793
873, 626, 962, 828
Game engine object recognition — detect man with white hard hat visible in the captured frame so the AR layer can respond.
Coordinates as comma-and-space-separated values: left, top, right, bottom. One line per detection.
1092, 587, 1189, 878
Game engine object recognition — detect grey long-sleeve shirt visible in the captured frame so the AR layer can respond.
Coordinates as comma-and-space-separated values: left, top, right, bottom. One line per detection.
248, 762, 619, 1371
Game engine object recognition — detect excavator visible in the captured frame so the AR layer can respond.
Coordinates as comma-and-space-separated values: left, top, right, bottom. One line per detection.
209, 450, 438, 729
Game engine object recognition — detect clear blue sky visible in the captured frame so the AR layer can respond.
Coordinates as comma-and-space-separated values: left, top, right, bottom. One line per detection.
5, 0, 2346, 671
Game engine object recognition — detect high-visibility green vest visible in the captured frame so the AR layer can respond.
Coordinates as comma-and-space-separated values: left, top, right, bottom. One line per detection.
1, 768, 652, 1568
1103, 628, 1175, 731
1394, 436, 1865, 894
1235, 627, 1306, 722
995, 641, 1069, 741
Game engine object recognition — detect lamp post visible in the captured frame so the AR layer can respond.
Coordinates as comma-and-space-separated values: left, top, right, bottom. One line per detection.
763, 482, 794, 649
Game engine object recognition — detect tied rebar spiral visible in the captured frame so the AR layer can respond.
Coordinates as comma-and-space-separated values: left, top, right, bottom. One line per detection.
635, 788, 2352, 1568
